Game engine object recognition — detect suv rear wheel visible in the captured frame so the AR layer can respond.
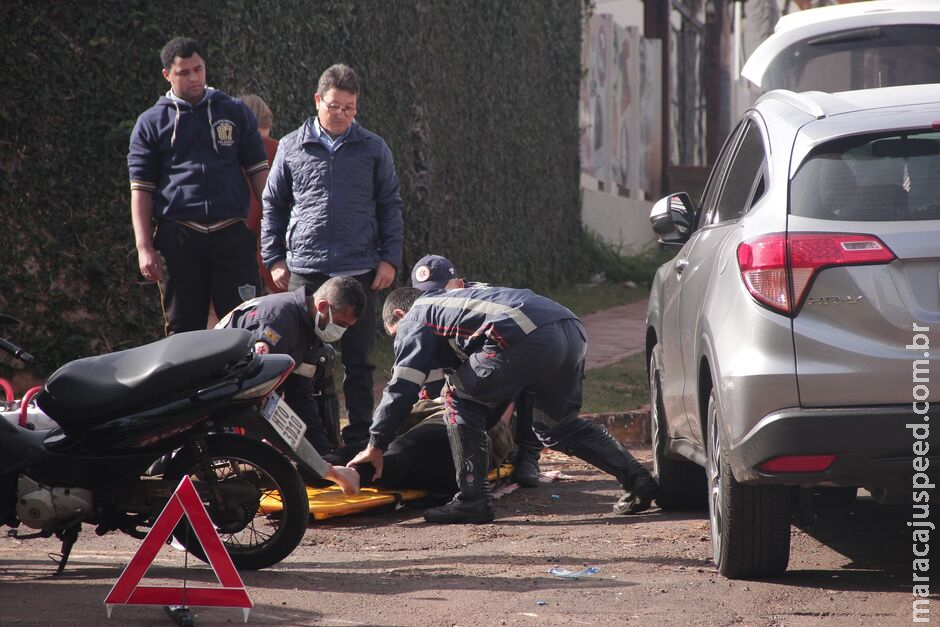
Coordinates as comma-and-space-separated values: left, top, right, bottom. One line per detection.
706, 388, 790, 578
649, 347, 706, 509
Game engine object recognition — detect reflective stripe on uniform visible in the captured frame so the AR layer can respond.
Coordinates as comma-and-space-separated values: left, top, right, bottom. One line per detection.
391, 366, 427, 386
214, 296, 264, 329
294, 362, 317, 378
415, 295, 537, 334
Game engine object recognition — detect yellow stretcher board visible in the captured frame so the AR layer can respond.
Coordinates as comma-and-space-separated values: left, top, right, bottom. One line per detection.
259, 464, 515, 521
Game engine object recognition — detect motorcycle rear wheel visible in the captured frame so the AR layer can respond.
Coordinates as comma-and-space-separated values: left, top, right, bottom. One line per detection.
164, 434, 309, 570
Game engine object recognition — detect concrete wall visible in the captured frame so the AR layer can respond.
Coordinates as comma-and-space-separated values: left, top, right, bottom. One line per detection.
581, 2, 659, 250
581, 174, 655, 251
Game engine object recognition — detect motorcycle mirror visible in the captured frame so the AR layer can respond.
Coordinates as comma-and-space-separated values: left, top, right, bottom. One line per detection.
0, 314, 22, 328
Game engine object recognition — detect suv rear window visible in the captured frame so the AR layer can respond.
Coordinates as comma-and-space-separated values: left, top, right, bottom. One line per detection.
790, 129, 940, 222
762, 24, 940, 92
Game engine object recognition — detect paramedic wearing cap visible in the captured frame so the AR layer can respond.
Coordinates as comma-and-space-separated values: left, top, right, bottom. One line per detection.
217, 276, 366, 454
261, 63, 404, 448
410, 254, 545, 489
129, 37, 269, 335
349, 286, 660, 524
411, 254, 460, 291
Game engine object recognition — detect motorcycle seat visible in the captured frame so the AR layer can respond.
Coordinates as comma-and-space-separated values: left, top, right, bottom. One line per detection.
37, 329, 253, 426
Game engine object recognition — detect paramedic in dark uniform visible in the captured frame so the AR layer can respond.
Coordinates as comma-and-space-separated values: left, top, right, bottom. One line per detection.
409, 254, 543, 489
217, 275, 365, 455
348, 286, 659, 524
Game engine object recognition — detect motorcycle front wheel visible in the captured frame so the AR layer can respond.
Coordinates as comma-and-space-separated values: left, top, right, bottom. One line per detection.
164, 434, 309, 570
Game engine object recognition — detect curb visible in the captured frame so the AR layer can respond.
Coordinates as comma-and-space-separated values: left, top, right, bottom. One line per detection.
581, 406, 650, 445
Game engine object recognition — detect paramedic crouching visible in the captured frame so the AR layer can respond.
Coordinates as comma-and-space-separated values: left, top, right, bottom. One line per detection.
348, 286, 659, 524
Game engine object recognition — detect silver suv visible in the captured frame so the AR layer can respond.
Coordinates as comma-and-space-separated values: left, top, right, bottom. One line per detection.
645, 84, 940, 578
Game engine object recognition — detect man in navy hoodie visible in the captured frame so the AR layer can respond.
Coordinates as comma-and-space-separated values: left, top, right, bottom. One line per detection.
128, 37, 269, 335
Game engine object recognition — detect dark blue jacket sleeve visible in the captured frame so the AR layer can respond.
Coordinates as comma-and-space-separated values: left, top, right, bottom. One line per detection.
237, 101, 269, 176
373, 140, 404, 269
261, 133, 294, 266
368, 320, 438, 450
127, 112, 160, 190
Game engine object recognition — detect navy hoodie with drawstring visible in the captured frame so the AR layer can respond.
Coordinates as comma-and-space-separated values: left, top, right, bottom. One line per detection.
127, 87, 269, 222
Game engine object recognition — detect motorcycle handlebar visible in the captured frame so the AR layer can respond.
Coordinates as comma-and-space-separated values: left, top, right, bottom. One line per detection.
0, 337, 34, 363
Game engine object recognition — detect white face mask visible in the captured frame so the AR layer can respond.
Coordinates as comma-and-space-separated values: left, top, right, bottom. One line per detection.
315, 306, 347, 343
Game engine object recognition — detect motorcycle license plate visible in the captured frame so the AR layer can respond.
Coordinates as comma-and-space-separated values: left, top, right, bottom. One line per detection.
261, 392, 307, 451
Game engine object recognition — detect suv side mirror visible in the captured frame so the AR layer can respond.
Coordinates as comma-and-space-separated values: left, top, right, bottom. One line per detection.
650, 192, 694, 247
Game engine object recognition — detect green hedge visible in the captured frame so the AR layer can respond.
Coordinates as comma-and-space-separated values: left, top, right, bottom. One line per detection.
0, 0, 585, 380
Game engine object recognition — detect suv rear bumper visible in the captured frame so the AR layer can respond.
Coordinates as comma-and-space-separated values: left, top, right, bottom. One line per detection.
728, 405, 936, 491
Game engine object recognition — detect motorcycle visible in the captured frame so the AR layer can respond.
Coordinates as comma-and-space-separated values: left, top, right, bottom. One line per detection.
0, 314, 331, 573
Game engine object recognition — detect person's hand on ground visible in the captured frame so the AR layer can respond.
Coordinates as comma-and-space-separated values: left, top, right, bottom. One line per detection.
371, 260, 396, 290
326, 465, 361, 495
347, 444, 384, 480
271, 260, 290, 290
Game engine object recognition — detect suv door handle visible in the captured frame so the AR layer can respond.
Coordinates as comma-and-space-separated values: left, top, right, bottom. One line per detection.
675, 258, 689, 274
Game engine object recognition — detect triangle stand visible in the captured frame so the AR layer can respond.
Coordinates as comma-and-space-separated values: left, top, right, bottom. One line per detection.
104, 475, 252, 623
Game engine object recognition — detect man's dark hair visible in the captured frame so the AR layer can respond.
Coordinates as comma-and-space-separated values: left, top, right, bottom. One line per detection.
382, 287, 422, 330
160, 37, 205, 70
312, 276, 366, 318
317, 64, 360, 97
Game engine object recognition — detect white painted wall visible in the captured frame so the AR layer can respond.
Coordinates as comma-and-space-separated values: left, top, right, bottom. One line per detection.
581, 1, 657, 250
581, 174, 654, 251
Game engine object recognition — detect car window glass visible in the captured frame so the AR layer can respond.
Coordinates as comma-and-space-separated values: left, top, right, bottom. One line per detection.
762, 25, 940, 92
713, 122, 767, 223
791, 129, 940, 222
697, 122, 745, 228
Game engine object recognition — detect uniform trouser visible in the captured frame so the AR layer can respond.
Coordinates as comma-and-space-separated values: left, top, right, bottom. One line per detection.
448, 318, 639, 480
154, 220, 260, 335
447, 318, 585, 436
288, 270, 376, 445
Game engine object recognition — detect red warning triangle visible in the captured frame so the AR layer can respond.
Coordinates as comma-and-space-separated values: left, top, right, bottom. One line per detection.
104, 475, 252, 612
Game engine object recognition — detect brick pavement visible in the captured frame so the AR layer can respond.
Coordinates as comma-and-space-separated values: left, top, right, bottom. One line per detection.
581, 298, 648, 370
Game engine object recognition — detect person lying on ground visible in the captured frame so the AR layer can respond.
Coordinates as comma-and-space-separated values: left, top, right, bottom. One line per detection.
329, 398, 516, 494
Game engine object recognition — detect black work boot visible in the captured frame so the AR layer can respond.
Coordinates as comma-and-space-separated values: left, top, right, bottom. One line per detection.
511, 447, 542, 488
510, 392, 542, 488
612, 475, 659, 515
562, 425, 659, 515
425, 421, 494, 524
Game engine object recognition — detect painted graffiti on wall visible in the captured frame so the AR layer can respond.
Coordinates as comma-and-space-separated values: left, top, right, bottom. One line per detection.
581, 15, 661, 200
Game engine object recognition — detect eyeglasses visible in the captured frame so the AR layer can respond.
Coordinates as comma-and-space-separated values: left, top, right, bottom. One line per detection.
323, 102, 358, 116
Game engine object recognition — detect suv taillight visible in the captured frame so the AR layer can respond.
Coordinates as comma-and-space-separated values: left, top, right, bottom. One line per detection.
737, 233, 895, 315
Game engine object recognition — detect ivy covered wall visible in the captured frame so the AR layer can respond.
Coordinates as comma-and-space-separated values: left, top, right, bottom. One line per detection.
0, 0, 585, 378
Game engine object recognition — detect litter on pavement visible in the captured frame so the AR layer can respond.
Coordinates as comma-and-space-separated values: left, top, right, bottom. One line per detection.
548, 566, 600, 579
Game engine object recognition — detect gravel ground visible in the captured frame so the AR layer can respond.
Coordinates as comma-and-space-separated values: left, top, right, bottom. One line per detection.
0, 448, 919, 626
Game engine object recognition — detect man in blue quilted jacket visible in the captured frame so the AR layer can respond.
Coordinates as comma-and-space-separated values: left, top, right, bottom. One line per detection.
261, 64, 404, 448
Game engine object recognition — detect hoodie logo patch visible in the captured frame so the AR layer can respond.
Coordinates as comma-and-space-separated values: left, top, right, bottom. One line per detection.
214, 119, 235, 147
